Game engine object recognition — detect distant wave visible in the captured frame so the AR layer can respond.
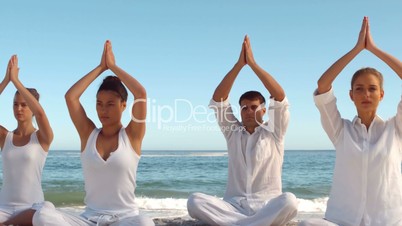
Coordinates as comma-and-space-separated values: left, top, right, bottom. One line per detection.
188, 152, 227, 157
136, 197, 327, 213
297, 197, 328, 212
142, 152, 227, 158
139, 196, 328, 219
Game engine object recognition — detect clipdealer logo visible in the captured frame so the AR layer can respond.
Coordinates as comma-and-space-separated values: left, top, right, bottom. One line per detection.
131, 98, 217, 131
130, 98, 271, 132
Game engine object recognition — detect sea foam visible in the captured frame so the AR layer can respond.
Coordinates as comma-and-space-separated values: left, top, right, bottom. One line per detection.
59, 196, 327, 220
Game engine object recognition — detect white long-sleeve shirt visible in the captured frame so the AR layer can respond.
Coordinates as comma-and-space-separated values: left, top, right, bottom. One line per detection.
314, 88, 402, 226
209, 97, 289, 214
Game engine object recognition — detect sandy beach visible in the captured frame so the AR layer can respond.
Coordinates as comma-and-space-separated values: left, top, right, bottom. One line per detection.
59, 205, 305, 226
153, 218, 298, 226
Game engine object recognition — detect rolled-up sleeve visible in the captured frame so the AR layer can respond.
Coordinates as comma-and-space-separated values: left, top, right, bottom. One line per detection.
268, 97, 290, 142
209, 98, 241, 139
314, 88, 343, 145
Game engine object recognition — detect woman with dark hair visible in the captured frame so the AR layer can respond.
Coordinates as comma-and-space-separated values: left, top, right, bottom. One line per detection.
33, 41, 154, 226
0, 55, 53, 225
299, 17, 402, 226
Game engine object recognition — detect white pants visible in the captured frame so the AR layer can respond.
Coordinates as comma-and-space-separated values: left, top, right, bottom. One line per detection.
298, 218, 340, 226
33, 201, 155, 226
0, 206, 28, 222
298, 218, 372, 226
0, 202, 42, 222
187, 192, 298, 226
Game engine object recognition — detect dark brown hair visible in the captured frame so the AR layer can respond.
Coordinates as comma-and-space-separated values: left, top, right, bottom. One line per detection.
97, 76, 128, 102
238, 91, 266, 105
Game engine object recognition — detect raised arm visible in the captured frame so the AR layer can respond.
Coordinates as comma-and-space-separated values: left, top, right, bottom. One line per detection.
0, 59, 12, 148
9, 55, 53, 151
65, 43, 108, 150
0, 60, 11, 95
212, 36, 247, 102
317, 17, 368, 94
244, 36, 285, 101
366, 17, 402, 80
104, 41, 146, 154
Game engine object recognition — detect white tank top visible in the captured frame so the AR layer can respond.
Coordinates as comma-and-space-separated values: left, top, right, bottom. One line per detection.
0, 131, 47, 206
81, 128, 140, 214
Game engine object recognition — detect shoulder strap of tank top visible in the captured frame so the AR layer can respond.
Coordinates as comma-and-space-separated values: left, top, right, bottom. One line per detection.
31, 130, 48, 153
2, 131, 13, 150
120, 127, 140, 158
83, 128, 100, 153
30, 130, 40, 144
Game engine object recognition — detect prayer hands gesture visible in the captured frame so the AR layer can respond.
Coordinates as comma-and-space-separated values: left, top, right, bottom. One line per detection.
365, 18, 376, 52
99, 40, 116, 71
237, 38, 247, 67
244, 35, 257, 67
8, 55, 19, 83
237, 35, 257, 68
355, 16, 377, 52
316, 16, 402, 94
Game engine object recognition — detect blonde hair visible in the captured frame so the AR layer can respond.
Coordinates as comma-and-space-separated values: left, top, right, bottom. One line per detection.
351, 67, 383, 90
15, 88, 40, 101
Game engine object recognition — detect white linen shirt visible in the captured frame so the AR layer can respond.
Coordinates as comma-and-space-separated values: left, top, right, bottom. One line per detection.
209, 97, 289, 214
314, 88, 402, 226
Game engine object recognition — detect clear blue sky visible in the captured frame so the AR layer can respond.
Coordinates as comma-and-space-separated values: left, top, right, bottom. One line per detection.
0, 1, 401, 150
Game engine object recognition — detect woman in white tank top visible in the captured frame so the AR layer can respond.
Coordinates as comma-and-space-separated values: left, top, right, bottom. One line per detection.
0, 55, 53, 225
32, 41, 154, 226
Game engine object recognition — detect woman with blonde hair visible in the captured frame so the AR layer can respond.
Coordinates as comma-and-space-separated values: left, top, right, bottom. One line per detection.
0, 55, 53, 225
299, 17, 402, 226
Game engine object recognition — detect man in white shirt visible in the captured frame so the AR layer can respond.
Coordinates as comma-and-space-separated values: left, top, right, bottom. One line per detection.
187, 36, 297, 226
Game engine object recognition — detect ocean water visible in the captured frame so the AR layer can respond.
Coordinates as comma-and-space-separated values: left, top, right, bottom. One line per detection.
0, 150, 334, 219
